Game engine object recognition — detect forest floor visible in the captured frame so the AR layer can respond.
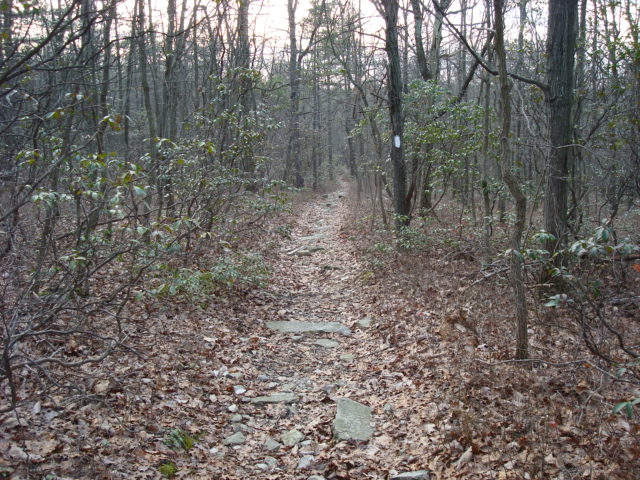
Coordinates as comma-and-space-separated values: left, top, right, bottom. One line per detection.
2, 182, 639, 479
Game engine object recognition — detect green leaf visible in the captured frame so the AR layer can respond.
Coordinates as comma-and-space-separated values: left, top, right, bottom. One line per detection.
613, 401, 628, 415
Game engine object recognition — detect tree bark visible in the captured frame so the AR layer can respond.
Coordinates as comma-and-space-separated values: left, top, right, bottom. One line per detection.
380, 0, 409, 228
544, 0, 578, 253
494, 0, 529, 360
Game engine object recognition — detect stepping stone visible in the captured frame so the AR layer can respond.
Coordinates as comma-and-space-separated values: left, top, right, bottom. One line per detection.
357, 317, 372, 328
332, 398, 374, 442
222, 432, 246, 446
250, 392, 298, 404
267, 321, 351, 335
298, 233, 327, 242
286, 246, 325, 256
281, 429, 304, 446
390, 471, 430, 480
264, 437, 281, 451
315, 339, 339, 348
339, 353, 355, 363
297, 455, 315, 469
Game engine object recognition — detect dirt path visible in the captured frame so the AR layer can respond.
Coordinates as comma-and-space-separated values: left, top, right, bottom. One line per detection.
206, 187, 395, 479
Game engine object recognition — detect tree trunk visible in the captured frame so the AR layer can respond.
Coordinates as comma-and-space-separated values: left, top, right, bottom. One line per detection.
380, 0, 409, 228
494, 0, 529, 360
544, 0, 578, 253
284, 0, 304, 187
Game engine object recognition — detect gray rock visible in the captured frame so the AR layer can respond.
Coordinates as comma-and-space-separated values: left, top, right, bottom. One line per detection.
250, 392, 298, 404
230, 414, 243, 422
255, 463, 269, 471
332, 398, 374, 442
390, 471, 430, 480
234, 423, 253, 433
286, 246, 325, 256
357, 317, 372, 328
315, 338, 339, 348
264, 456, 278, 469
339, 353, 355, 362
297, 455, 315, 470
267, 321, 351, 335
308, 476, 326, 480
281, 429, 304, 446
264, 437, 281, 451
222, 432, 246, 446
298, 234, 327, 242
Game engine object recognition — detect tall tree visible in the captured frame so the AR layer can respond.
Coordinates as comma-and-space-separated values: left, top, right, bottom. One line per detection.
544, 0, 579, 253
493, 0, 529, 360
377, 0, 409, 228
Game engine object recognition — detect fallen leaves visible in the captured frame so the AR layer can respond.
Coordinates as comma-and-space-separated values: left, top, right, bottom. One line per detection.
1, 189, 638, 479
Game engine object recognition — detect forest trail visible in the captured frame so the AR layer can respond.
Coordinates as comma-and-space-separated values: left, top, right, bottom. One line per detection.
206, 185, 405, 478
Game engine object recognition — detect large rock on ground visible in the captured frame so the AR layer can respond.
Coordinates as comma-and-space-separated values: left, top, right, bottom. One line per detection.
332, 398, 374, 441
267, 321, 351, 335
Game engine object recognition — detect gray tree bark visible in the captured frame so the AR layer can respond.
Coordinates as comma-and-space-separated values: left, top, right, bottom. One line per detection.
544, 0, 578, 253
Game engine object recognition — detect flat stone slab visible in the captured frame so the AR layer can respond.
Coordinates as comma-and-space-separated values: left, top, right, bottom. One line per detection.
315, 339, 339, 348
390, 472, 430, 480
298, 234, 328, 242
250, 392, 298, 404
332, 398, 374, 442
267, 321, 351, 335
286, 246, 325, 256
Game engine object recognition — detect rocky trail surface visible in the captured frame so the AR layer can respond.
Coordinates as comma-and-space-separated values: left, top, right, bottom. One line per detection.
205, 188, 427, 479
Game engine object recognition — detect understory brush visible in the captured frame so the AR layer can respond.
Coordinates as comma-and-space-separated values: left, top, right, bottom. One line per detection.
343, 198, 640, 478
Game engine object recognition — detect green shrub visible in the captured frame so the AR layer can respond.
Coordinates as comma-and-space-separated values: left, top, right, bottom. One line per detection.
149, 251, 270, 300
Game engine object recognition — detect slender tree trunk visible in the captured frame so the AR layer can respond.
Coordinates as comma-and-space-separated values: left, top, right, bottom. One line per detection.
237, 0, 255, 182
284, 0, 303, 187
